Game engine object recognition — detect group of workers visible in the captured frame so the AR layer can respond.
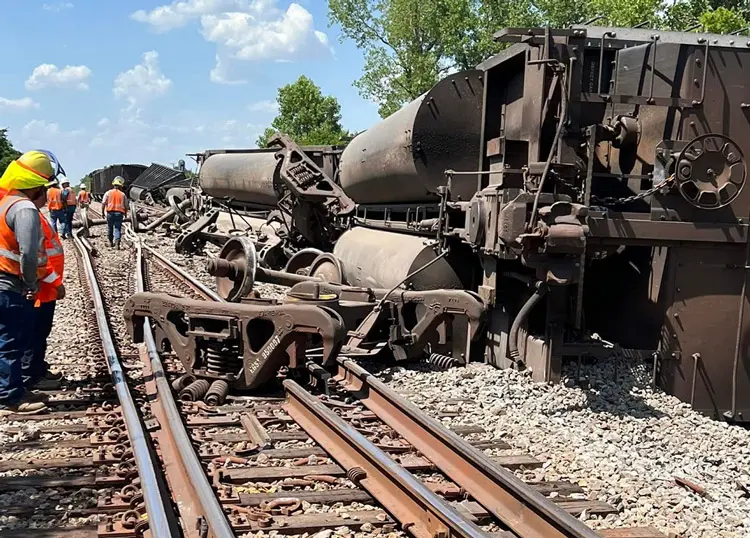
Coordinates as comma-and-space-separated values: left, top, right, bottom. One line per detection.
0, 150, 129, 414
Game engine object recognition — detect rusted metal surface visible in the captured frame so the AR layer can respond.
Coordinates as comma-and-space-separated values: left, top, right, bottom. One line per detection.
73, 230, 178, 538
333, 227, 463, 290
334, 359, 601, 538
199, 150, 279, 208
269, 133, 355, 218
286, 280, 486, 362
282, 379, 491, 538
340, 70, 484, 204
132, 235, 236, 538
144, 242, 223, 302
123, 292, 346, 390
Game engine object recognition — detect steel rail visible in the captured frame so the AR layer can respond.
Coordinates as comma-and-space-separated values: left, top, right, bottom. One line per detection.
142, 242, 225, 302
72, 229, 179, 537
282, 379, 491, 538
334, 359, 602, 538
131, 233, 236, 538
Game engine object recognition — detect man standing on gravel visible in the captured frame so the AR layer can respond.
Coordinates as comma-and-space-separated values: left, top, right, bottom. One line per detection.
0, 150, 64, 415
46, 181, 65, 236
28, 208, 66, 391
61, 179, 76, 239
77, 185, 90, 207
102, 176, 128, 249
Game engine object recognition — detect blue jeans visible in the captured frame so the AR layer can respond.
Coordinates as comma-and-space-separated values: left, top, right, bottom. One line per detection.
0, 291, 34, 404
50, 210, 66, 235
24, 301, 55, 386
107, 212, 124, 242
65, 206, 76, 237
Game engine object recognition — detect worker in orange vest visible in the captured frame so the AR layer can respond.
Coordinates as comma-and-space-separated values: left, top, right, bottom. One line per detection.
61, 179, 76, 239
47, 182, 65, 236
77, 185, 90, 207
27, 215, 65, 390
0, 150, 64, 415
0, 179, 65, 390
102, 176, 128, 249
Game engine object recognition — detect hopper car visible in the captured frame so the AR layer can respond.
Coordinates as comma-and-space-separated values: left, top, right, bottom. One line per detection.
127, 25, 750, 423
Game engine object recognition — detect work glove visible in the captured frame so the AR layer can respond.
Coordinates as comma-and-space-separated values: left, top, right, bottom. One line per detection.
56, 284, 66, 300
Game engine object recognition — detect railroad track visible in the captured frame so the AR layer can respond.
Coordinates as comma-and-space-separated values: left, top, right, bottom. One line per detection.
129, 217, 669, 538
0, 209, 669, 537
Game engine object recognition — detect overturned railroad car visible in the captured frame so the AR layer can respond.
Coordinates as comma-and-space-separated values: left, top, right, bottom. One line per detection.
197, 146, 345, 211
163, 25, 750, 423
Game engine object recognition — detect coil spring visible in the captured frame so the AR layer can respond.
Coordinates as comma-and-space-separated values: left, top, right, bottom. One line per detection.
179, 379, 210, 401
202, 340, 242, 377
205, 379, 230, 406
171, 374, 196, 393
426, 353, 459, 369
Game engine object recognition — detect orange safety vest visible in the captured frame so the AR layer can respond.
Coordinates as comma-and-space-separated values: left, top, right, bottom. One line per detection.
47, 187, 64, 211
63, 188, 76, 206
35, 216, 64, 304
0, 191, 48, 281
105, 189, 127, 213
78, 191, 90, 205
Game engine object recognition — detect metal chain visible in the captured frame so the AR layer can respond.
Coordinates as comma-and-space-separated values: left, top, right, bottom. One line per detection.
553, 174, 676, 206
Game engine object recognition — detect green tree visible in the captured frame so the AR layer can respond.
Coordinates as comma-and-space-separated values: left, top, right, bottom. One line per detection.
333, 0, 749, 119
0, 129, 21, 176
699, 6, 748, 31
329, 0, 484, 118
256, 76, 349, 147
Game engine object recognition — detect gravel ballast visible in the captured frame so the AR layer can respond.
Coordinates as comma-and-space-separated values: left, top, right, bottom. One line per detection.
117, 211, 750, 537
377, 360, 750, 538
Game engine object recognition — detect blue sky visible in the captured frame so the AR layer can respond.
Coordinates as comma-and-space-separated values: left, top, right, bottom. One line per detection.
0, 0, 381, 183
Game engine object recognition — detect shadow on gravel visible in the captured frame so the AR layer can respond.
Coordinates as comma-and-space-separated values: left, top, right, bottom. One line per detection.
555, 357, 667, 419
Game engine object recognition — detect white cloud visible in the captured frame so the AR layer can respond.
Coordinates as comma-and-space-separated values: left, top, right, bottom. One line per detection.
201, 4, 331, 62
113, 51, 172, 110
209, 54, 247, 85
42, 2, 74, 12
22, 120, 61, 139
131, 0, 251, 32
132, 1, 330, 82
25, 64, 91, 91
97, 118, 110, 128
248, 99, 278, 113
0, 97, 40, 111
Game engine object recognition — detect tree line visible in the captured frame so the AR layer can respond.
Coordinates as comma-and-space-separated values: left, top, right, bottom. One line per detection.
258, 0, 749, 146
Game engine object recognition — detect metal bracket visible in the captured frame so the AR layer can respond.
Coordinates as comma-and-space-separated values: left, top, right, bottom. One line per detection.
123, 292, 346, 390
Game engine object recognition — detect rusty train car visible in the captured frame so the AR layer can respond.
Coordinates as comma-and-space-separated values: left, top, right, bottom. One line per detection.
128, 25, 750, 423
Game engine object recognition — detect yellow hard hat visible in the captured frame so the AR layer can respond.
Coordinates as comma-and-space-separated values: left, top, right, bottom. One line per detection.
112, 176, 124, 187
0, 150, 57, 190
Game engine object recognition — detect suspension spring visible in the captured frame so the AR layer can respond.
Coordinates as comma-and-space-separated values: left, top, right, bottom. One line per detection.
171, 374, 196, 393
426, 353, 459, 369
179, 379, 210, 402
202, 340, 242, 377
205, 379, 230, 406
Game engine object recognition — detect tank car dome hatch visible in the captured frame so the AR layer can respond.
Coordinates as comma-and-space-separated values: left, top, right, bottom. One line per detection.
339, 69, 484, 205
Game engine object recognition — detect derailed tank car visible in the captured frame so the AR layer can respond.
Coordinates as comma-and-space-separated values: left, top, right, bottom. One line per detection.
139, 25, 750, 423
462, 26, 750, 422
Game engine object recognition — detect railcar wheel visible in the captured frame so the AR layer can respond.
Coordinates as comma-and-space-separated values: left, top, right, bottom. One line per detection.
212, 237, 257, 302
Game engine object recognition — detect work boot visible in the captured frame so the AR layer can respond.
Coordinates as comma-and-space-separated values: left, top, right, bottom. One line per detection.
114, 239, 121, 250
31, 378, 61, 391
44, 369, 63, 381
25, 391, 51, 402
109, 238, 114, 247
0, 395, 48, 416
